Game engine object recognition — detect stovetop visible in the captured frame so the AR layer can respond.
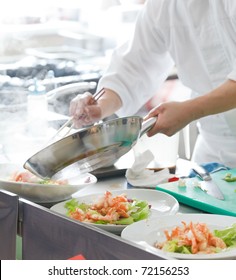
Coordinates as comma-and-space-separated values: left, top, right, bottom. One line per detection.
0, 54, 103, 116
0, 55, 102, 90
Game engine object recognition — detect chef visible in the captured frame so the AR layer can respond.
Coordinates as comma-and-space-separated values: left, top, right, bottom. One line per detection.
69, 0, 236, 168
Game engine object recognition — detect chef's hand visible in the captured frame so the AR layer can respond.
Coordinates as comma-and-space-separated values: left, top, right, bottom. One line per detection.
69, 92, 102, 128
144, 101, 194, 137
69, 88, 123, 128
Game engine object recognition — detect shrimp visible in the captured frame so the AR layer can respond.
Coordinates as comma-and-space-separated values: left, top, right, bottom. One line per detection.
10, 171, 35, 182
208, 234, 226, 249
69, 191, 132, 224
191, 236, 198, 254
86, 208, 120, 222
69, 208, 86, 221
9, 170, 68, 185
156, 221, 227, 254
92, 191, 113, 209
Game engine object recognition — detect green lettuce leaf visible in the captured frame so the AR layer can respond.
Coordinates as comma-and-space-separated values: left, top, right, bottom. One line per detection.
129, 200, 150, 222
162, 240, 192, 254
115, 217, 134, 225
214, 223, 236, 247
65, 198, 79, 213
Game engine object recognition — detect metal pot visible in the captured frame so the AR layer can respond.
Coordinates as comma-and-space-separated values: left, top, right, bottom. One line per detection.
24, 116, 156, 179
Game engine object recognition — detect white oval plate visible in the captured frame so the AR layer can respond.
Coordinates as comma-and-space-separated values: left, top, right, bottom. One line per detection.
0, 163, 97, 203
121, 214, 236, 259
50, 189, 179, 235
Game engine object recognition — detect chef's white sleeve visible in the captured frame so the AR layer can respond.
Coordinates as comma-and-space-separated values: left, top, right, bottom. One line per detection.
227, 2, 236, 82
228, 59, 236, 82
98, 0, 174, 117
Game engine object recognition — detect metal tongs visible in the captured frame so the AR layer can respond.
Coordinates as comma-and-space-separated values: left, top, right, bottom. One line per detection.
50, 87, 105, 141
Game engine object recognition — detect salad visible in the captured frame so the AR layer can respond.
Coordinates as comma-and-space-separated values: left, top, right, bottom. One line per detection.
64, 191, 151, 225
155, 221, 236, 254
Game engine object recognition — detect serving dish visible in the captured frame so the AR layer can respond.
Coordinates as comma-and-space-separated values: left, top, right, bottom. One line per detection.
50, 189, 179, 234
0, 163, 97, 203
121, 214, 236, 259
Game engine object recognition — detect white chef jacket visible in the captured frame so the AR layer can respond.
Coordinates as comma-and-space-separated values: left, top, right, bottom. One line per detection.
98, 0, 236, 167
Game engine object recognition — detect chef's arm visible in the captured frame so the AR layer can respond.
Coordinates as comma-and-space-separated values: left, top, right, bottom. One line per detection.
145, 79, 236, 137
189, 79, 236, 120
97, 88, 123, 119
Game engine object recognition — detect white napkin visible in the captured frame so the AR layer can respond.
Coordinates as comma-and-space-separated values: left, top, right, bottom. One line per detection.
125, 150, 171, 187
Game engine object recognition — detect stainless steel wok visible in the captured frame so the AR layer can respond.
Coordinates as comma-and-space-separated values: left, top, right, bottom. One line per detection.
24, 116, 156, 179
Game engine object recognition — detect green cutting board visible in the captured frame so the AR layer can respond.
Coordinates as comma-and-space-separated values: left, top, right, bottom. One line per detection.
155, 169, 236, 217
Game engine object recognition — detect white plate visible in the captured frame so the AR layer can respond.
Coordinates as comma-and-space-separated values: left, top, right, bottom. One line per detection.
0, 163, 97, 203
50, 189, 179, 234
121, 214, 236, 259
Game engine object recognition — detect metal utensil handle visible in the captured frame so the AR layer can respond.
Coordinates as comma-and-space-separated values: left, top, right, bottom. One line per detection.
139, 117, 157, 137
192, 166, 211, 181
49, 117, 74, 142
93, 87, 105, 102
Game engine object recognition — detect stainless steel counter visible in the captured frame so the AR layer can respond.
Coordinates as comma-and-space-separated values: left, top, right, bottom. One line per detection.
0, 190, 18, 259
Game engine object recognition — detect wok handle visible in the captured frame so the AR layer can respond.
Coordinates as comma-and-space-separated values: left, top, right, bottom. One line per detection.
140, 117, 157, 137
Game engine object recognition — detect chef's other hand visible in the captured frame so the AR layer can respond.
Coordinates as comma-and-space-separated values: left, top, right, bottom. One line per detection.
144, 101, 194, 137
69, 92, 102, 128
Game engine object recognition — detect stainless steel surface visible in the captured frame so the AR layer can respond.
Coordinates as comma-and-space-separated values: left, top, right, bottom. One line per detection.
192, 165, 225, 200
50, 117, 74, 141
24, 116, 156, 179
0, 54, 101, 116
0, 190, 18, 260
